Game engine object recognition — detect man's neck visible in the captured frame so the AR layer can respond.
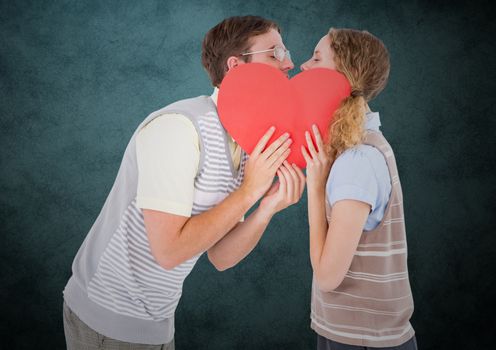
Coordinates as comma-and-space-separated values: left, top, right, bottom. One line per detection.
211, 87, 219, 107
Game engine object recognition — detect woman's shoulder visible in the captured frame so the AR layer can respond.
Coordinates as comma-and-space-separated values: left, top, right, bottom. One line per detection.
332, 143, 389, 183
336, 144, 383, 167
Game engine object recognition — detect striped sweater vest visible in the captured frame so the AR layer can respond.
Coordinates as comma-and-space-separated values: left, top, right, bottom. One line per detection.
63, 96, 247, 345
311, 130, 415, 347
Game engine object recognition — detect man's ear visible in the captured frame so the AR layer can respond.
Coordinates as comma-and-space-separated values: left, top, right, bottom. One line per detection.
226, 56, 241, 72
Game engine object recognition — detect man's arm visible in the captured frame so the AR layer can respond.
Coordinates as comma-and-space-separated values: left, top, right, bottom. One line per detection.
144, 186, 257, 270
207, 161, 306, 271
144, 127, 293, 270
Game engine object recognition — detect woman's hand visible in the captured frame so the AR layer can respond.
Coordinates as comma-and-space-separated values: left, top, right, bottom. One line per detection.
301, 124, 332, 192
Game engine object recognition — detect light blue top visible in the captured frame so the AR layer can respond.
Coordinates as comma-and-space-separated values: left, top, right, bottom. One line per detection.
325, 112, 391, 231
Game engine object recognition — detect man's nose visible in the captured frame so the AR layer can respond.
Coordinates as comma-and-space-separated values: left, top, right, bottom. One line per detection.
281, 57, 294, 72
300, 62, 308, 71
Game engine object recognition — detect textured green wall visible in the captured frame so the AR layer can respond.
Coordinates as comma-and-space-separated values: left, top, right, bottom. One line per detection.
1, 0, 494, 349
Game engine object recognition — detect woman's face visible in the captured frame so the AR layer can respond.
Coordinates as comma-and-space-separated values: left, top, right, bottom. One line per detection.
300, 35, 336, 71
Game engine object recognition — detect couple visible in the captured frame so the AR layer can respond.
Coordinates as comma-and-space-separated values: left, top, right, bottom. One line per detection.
63, 15, 416, 350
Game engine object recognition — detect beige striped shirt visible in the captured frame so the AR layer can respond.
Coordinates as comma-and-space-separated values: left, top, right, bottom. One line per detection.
311, 131, 415, 347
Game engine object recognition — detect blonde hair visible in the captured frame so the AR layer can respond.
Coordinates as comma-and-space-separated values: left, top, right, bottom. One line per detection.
326, 28, 390, 163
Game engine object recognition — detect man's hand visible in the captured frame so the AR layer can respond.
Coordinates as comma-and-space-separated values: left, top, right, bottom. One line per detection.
259, 161, 306, 215
204, 129, 305, 271
207, 160, 305, 272
239, 126, 292, 202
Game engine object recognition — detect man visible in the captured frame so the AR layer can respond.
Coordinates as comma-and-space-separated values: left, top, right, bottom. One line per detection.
63, 15, 305, 349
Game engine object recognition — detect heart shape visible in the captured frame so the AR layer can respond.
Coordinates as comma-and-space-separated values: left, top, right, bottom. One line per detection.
218, 63, 351, 168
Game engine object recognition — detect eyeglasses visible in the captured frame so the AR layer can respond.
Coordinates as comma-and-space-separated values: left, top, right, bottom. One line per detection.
241, 46, 291, 62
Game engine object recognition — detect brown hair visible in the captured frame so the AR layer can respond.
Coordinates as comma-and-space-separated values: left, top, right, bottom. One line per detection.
326, 28, 390, 163
202, 16, 280, 87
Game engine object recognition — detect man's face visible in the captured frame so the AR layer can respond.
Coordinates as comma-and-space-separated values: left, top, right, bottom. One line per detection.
226, 28, 294, 78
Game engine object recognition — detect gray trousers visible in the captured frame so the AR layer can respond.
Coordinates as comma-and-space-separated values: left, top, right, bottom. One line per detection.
317, 334, 417, 350
63, 302, 175, 350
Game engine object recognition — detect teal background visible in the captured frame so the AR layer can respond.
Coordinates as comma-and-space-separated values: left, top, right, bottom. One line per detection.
1, 0, 495, 349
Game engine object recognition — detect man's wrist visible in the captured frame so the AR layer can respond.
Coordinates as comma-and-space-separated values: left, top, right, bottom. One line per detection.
252, 205, 274, 225
236, 184, 261, 207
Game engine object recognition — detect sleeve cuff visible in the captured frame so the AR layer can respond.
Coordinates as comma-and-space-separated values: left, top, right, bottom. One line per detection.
328, 184, 376, 211
137, 197, 192, 217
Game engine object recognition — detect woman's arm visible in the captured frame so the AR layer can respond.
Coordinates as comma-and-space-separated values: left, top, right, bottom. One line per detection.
312, 199, 369, 291
302, 125, 370, 292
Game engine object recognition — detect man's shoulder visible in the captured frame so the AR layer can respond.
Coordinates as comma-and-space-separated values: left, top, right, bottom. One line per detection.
158, 95, 214, 115
138, 95, 212, 130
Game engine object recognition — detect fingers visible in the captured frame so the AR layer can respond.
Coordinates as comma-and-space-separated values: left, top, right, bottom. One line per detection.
253, 127, 294, 172
279, 165, 293, 201
275, 161, 306, 208
292, 163, 306, 182
252, 126, 276, 157
263, 133, 291, 161
292, 163, 307, 197
276, 169, 287, 195
312, 124, 325, 153
265, 180, 280, 197
262, 163, 305, 214
301, 145, 312, 166
284, 161, 306, 202
283, 161, 297, 200
267, 139, 292, 169
305, 130, 318, 158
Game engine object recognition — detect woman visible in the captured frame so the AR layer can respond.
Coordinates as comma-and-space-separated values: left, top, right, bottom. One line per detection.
301, 28, 417, 349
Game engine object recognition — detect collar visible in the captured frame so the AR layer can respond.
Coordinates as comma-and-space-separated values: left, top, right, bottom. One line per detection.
365, 111, 381, 131
211, 87, 237, 143
211, 87, 219, 107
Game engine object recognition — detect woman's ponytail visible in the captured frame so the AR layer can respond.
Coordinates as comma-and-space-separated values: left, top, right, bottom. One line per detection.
326, 93, 366, 163
324, 28, 390, 163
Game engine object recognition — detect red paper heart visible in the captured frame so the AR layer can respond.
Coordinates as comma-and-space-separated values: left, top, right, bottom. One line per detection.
218, 63, 351, 168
